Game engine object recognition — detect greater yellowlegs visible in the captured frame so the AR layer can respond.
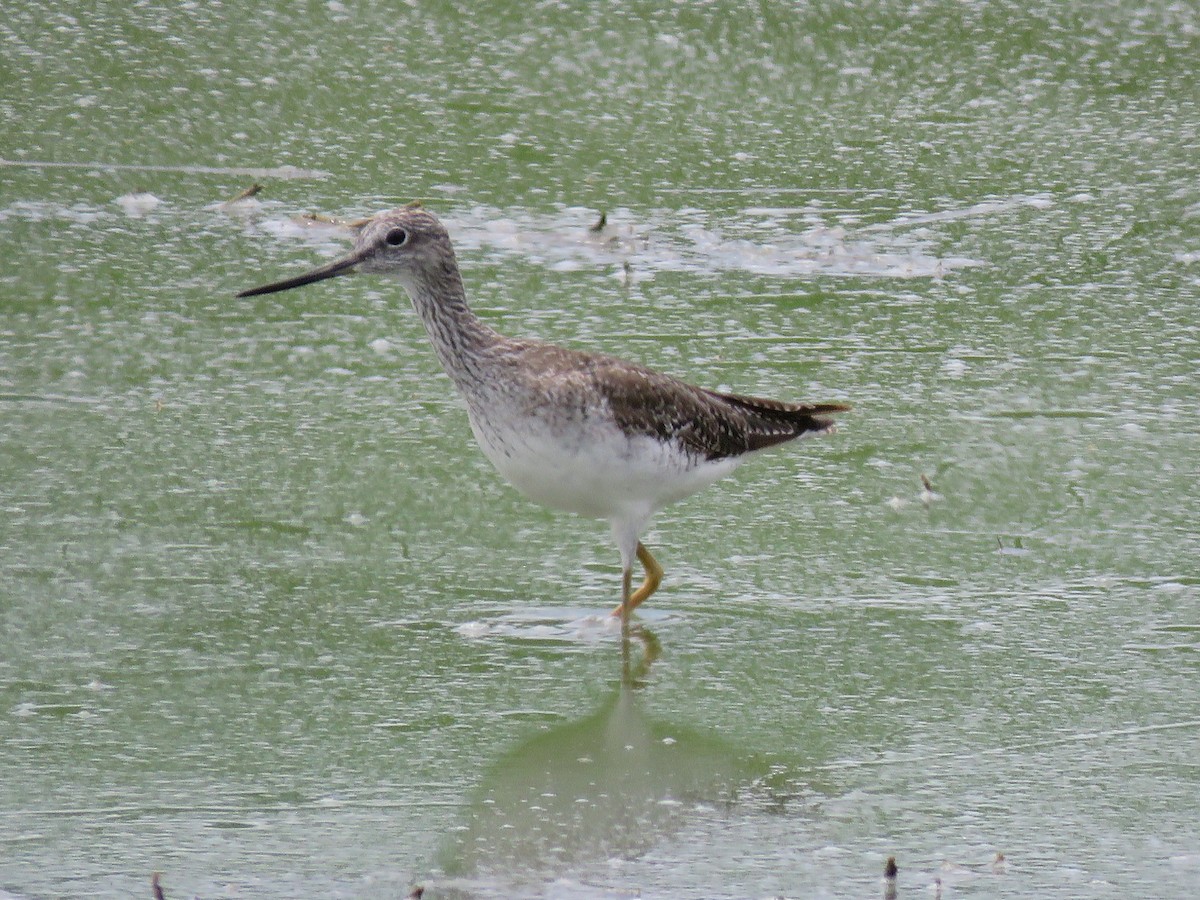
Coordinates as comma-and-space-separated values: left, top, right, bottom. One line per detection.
237, 204, 848, 622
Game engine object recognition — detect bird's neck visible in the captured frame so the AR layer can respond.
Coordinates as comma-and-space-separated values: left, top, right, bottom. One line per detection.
402, 261, 501, 389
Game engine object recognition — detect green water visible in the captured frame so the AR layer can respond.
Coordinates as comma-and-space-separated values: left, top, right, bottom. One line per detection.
2, 2, 1198, 897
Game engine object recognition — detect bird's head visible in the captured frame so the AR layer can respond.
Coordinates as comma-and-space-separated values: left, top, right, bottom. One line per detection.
237, 202, 456, 298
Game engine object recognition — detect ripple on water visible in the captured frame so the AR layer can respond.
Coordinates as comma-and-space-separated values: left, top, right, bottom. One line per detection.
456, 606, 673, 644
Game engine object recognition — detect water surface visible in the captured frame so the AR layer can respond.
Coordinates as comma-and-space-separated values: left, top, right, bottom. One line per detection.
2, 2, 1198, 898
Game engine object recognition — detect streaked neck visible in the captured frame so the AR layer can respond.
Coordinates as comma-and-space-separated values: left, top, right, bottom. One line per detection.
400, 259, 500, 388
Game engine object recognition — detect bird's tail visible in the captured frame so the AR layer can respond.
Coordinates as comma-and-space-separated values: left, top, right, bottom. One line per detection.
710, 391, 850, 450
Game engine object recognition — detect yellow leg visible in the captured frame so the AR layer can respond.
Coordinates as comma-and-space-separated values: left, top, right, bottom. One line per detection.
611, 542, 664, 617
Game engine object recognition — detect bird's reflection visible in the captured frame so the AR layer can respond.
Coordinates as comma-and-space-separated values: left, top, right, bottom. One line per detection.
620, 619, 660, 688
437, 626, 754, 889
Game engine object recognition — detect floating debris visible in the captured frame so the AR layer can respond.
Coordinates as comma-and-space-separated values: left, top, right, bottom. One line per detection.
296, 211, 372, 229
150, 872, 165, 900
242, 201, 985, 282
919, 473, 939, 505
995, 537, 1030, 556
887, 473, 940, 511
884, 856, 898, 899
114, 191, 162, 217
224, 183, 263, 204
935, 851, 1010, 886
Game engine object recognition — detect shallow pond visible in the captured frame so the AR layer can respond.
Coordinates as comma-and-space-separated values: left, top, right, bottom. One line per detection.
2, 3, 1198, 897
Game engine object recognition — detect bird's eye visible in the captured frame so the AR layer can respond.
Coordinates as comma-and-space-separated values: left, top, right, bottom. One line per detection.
385, 227, 408, 246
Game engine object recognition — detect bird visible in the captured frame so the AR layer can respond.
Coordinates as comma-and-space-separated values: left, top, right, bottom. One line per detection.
237, 203, 848, 624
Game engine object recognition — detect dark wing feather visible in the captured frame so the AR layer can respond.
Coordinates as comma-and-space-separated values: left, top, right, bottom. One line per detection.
592, 356, 848, 461
701, 389, 849, 456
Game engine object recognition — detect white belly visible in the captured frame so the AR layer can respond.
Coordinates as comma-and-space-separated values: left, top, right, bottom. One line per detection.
466, 404, 743, 525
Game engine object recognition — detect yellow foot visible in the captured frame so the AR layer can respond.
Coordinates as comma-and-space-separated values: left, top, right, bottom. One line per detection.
611, 542, 664, 617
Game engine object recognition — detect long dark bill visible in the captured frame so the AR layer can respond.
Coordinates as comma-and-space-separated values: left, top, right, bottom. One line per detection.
236, 246, 371, 298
